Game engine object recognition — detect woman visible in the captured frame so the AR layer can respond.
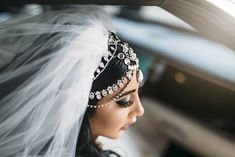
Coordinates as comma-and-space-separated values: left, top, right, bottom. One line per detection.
0, 6, 144, 157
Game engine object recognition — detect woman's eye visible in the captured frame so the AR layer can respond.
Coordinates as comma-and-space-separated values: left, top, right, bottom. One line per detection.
115, 95, 133, 108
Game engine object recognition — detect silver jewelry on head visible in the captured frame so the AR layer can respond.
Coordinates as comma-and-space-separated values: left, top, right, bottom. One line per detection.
137, 69, 144, 83
88, 32, 142, 108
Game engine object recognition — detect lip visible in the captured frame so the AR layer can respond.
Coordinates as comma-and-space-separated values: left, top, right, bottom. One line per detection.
121, 125, 129, 130
121, 120, 136, 131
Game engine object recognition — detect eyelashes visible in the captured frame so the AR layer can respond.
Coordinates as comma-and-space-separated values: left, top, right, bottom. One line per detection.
115, 95, 133, 108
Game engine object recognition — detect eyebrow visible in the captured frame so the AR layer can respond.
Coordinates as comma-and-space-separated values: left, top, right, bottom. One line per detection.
116, 89, 136, 99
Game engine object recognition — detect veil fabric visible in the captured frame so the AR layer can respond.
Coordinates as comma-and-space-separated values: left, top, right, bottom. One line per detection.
0, 6, 114, 157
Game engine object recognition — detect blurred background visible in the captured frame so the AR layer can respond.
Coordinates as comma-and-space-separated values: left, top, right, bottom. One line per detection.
1, 1, 235, 157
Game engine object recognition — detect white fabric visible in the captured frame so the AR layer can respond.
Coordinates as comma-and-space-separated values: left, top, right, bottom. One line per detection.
0, 6, 114, 157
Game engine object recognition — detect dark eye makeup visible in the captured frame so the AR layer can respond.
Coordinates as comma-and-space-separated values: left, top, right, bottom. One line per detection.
115, 95, 133, 108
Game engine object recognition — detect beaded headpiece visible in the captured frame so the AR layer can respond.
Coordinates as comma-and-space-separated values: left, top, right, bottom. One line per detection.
88, 32, 142, 107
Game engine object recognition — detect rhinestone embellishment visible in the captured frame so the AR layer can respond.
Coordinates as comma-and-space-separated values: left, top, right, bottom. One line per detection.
88, 32, 140, 108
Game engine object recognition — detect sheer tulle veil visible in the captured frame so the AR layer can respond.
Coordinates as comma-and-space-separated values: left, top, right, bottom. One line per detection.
0, 6, 114, 157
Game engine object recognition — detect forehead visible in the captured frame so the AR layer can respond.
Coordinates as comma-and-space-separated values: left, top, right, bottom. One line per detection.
124, 70, 140, 92
97, 70, 140, 104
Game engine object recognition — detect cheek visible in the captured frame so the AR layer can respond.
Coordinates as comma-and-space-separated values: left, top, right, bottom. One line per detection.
91, 105, 130, 138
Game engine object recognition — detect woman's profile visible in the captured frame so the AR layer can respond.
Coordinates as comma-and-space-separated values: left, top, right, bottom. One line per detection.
0, 5, 144, 157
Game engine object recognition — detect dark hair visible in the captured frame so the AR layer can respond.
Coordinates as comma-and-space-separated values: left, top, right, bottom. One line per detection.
0, 32, 133, 157
75, 40, 133, 157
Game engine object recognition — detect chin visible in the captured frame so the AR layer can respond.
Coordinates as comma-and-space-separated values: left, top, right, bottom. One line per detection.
101, 131, 123, 140
105, 130, 124, 139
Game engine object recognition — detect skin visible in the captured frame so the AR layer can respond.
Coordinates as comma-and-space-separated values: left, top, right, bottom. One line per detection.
89, 70, 144, 140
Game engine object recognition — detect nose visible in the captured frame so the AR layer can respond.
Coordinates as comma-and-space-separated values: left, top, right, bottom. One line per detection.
132, 94, 144, 117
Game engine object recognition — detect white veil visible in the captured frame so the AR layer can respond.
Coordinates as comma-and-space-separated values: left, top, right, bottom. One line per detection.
0, 6, 114, 157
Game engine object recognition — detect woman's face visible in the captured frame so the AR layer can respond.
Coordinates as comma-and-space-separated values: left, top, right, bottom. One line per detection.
89, 70, 144, 139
